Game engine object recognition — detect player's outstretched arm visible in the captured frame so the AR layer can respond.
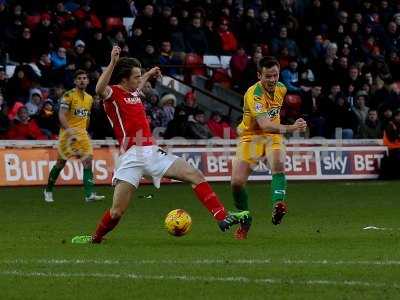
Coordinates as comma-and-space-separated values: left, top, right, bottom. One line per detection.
257, 116, 307, 134
138, 67, 161, 91
95, 46, 121, 98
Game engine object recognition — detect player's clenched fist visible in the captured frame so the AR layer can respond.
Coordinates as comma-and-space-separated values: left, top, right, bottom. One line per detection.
293, 118, 307, 132
111, 46, 121, 64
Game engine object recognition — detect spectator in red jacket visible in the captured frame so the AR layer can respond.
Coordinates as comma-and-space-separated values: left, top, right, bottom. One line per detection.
230, 46, 248, 91
7, 106, 47, 140
207, 111, 237, 139
218, 19, 238, 54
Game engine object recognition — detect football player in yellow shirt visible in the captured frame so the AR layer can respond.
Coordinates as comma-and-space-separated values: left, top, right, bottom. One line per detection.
231, 56, 307, 239
44, 70, 105, 203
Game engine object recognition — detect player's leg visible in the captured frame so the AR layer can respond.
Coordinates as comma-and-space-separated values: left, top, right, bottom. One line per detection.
81, 155, 104, 202
231, 158, 253, 239
162, 158, 249, 231
44, 158, 66, 202
267, 148, 288, 225
91, 180, 135, 243
72, 180, 136, 244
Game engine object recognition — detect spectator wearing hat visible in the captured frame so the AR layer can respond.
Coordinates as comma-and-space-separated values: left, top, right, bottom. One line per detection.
7, 106, 46, 140
207, 111, 237, 139
159, 93, 177, 128
177, 91, 198, 122
186, 109, 213, 139
26, 88, 43, 116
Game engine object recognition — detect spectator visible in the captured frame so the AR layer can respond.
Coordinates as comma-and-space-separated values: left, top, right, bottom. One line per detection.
381, 109, 400, 179
302, 83, 327, 137
185, 17, 208, 55
50, 47, 67, 70
359, 109, 382, 138
36, 53, 53, 85
141, 42, 159, 69
34, 99, 59, 139
33, 13, 54, 55
270, 26, 299, 57
207, 111, 237, 139
88, 96, 114, 139
7, 106, 47, 139
203, 18, 222, 54
133, 4, 159, 41
332, 96, 356, 139
165, 16, 186, 54
159, 40, 181, 76
163, 109, 188, 139
230, 46, 248, 91
26, 88, 43, 116
0, 66, 7, 95
88, 30, 110, 66
352, 91, 370, 135
0, 94, 10, 138
280, 57, 301, 93
176, 91, 198, 121
159, 93, 176, 128
217, 19, 238, 54
241, 51, 263, 92
186, 109, 213, 139
13, 27, 35, 63
69, 39, 89, 69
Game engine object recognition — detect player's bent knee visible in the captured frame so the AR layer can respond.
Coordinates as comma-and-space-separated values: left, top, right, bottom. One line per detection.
231, 177, 246, 189
186, 167, 205, 185
110, 207, 124, 219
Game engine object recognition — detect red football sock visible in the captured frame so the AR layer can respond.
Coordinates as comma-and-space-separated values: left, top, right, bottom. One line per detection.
92, 209, 120, 243
193, 182, 227, 221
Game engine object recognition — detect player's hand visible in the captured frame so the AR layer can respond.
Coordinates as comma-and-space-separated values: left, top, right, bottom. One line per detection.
111, 46, 121, 64
148, 67, 162, 79
293, 118, 307, 132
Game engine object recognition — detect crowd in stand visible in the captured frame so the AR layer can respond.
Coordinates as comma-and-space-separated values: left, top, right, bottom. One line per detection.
0, 0, 400, 143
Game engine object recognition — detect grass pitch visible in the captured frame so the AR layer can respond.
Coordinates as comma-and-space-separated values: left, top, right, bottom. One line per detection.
0, 181, 399, 300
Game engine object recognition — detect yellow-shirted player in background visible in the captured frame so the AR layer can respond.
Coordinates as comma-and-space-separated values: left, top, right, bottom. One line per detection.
231, 56, 307, 239
44, 70, 105, 203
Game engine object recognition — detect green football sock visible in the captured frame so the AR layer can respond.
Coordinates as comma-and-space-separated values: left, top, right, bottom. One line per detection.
232, 187, 249, 211
271, 173, 287, 205
46, 165, 63, 192
83, 168, 94, 198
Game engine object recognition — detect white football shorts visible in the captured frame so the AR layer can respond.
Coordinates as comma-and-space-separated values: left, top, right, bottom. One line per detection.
112, 145, 178, 188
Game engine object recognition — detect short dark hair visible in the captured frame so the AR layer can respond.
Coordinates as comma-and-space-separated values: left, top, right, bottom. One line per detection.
258, 56, 280, 72
74, 69, 88, 79
111, 57, 142, 84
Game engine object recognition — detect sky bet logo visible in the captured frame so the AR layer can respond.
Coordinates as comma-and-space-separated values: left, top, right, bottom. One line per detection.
74, 108, 90, 117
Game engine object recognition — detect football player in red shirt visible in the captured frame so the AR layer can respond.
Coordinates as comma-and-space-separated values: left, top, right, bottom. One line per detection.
72, 46, 249, 244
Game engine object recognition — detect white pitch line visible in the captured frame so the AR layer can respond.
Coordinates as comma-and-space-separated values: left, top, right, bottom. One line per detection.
1, 258, 400, 266
1, 270, 399, 289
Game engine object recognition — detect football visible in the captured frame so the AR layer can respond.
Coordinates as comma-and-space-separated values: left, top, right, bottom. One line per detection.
165, 209, 192, 237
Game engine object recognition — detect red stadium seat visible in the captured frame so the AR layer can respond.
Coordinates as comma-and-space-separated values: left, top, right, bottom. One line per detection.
281, 94, 302, 122
106, 17, 123, 31
25, 15, 41, 29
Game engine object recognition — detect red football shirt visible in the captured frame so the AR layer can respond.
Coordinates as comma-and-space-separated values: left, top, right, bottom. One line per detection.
103, 85, 154, 152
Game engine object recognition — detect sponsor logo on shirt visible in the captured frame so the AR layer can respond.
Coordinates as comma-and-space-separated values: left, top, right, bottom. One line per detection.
74, 108, 90, 117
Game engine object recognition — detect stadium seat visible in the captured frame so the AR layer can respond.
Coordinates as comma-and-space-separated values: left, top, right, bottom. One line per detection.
203, 55, 221, 68
25, 15, 41, 29
184, 53, 205, 82
106, 17, 124, 31
282, 94, 302, 121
